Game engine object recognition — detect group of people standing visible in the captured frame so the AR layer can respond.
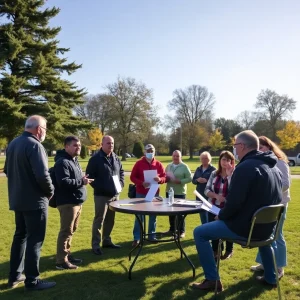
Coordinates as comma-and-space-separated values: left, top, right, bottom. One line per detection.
4, 114, 290, 294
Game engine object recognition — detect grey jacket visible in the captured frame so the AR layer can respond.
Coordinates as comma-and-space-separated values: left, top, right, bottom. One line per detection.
4, 131, 54, 211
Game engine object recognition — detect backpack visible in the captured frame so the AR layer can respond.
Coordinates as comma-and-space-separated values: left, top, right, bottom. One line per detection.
49, 166, 57, 208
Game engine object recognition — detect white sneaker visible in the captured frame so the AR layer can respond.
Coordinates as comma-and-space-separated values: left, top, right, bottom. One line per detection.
250, 264, 264, 271
278, 268, 284, 279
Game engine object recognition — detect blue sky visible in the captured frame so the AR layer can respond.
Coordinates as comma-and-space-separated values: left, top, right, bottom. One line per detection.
46, 0, 300, 121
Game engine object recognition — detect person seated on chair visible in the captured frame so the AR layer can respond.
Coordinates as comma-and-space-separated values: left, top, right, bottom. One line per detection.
191, 130, 282, 292
204, 151, 235, 261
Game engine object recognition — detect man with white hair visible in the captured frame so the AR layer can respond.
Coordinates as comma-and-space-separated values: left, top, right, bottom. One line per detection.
191, 130, 282, 292
4, 115, 56, 291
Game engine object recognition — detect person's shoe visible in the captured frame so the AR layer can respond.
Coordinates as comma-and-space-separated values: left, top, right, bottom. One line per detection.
102, 243, 121, 249
67, 255, 83, 264
278, 268, 284, 279
256, 275, 277, 288
191, 279, 223, 292
25, 279, 56, 291
250, 264, 264, 272
8, 274, 25, 289
132, 240, 140, 247
180, 232, 185, 238
92, 248, 103, 255
148, 237, 158, 243
56, 261, 79, 270
221, 251, 233, 260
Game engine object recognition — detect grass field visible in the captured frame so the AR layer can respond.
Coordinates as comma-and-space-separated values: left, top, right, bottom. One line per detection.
1, 155, 300, 175
0, 177, 299, 300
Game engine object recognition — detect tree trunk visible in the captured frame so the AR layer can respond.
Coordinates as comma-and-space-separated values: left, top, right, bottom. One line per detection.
189, 146, 193, 159
121, 146, 127, 161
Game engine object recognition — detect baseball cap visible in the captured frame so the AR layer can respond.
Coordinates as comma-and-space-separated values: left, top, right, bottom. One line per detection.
144, 144, 155, 150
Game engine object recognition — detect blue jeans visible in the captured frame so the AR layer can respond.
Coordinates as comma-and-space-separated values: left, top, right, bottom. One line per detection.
256, 206, 287, 268
133, 193, 156, 241
199, 210, 208, 224
194, 220, 277, 284
9, 208, 48, 286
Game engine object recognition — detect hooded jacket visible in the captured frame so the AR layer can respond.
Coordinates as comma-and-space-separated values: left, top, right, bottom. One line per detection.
218, 150, 282, 240
54, 150, 87, 206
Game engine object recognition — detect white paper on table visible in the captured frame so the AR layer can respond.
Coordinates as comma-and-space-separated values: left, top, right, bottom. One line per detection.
143, 170, 157, 186
166, 171, 175, 180
145, 184, 159, 201
112, 175, 122, 193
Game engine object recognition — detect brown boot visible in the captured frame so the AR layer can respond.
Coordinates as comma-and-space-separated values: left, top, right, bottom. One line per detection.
191, 279, 223, 292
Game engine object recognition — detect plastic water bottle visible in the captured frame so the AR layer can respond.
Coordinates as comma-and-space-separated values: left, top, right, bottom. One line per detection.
168, 187, 174, 205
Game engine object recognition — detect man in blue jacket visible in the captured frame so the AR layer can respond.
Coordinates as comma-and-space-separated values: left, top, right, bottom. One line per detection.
86, 135, 124, 255
192, 130, 282, 292
4, 115, 56, 291
54, 136, 94, 270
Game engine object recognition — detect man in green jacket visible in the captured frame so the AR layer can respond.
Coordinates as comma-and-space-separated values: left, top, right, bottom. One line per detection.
164, 150, 192, 238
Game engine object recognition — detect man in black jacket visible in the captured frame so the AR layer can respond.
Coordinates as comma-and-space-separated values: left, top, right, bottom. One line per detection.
86, 135, 124, 255
54, 136, 93, 270
4, 115, 56, 291
192, 130, 282, 292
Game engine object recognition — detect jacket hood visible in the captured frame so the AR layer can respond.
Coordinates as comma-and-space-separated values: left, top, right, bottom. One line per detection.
54, 149, 73, 162
241, 150, 278, 168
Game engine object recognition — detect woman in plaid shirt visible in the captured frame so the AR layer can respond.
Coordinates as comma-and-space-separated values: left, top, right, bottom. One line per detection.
204, 151, 235, 260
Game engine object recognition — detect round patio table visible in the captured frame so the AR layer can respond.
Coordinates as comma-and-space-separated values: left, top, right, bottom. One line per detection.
109, 198, 202, 279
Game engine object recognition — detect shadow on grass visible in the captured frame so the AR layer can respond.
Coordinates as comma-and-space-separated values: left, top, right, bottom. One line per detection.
0, 239, 272, 300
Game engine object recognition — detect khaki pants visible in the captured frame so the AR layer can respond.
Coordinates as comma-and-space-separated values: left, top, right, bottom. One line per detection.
92, 195, 117, 250
56, 204, 82, 264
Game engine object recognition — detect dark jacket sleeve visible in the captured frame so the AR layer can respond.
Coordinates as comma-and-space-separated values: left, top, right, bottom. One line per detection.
28, 143, 54, 197
118, 158, 125, 188
55, 160, 83, 189
192, 168, 200, 185
218, 165, 252, 220
86, 155, 97, 189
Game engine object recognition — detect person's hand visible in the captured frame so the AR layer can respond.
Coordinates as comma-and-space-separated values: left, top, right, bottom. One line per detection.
82, 174, 94, 185
225, 162, 234, 177
153, 176, 160, 182
197, 177, 207, 183
214, 215, 219, 220
216, 195, 226, 202
143, 182, 150, 188
172, 178, 181, 184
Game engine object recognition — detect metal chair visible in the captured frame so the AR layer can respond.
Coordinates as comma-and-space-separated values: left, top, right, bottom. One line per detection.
215, 204, 285, 299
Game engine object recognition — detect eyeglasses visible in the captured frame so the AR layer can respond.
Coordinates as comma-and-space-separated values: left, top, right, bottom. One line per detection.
39, 125, 47, 131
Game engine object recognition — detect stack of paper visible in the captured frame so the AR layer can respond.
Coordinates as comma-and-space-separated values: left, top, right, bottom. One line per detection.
193, 190, 220, 216
173, 200, 202, 208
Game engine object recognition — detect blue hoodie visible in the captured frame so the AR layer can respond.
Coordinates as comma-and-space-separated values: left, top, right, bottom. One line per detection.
218, 150, 282, 239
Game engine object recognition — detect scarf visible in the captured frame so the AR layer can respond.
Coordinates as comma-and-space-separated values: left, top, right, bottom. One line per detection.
212, 175, 228, 208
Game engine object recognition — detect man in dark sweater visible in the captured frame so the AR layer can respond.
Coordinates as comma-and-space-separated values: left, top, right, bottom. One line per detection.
86, 136, 124, 255
4, 115, 56, 291
54, 136, 93, 270
192, 130, 282, 292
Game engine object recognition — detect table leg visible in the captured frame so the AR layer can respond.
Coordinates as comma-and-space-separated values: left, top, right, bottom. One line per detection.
128, 214, 144, 280
174, 214, 196, 278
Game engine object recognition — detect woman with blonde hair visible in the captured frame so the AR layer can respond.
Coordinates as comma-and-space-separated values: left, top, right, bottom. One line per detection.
250, 136, 291, 279
192, 151, 216, 224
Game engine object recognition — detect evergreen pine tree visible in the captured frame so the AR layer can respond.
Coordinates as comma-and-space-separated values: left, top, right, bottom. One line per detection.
80, 144, 88, 159
0, 0, 91, 142
132, 141, 144, 158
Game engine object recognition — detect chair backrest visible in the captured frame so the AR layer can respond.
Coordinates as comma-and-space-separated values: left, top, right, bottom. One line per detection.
246, 204, 284, 246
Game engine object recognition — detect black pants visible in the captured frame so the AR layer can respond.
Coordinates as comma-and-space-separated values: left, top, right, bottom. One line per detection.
167, 193, 186, 233
208, 212, 233, 252
9, 208, 47, 286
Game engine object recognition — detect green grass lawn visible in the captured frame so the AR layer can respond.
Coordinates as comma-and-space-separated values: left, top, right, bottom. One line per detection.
1, 155, 300, 174
0, 177, 299, 299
